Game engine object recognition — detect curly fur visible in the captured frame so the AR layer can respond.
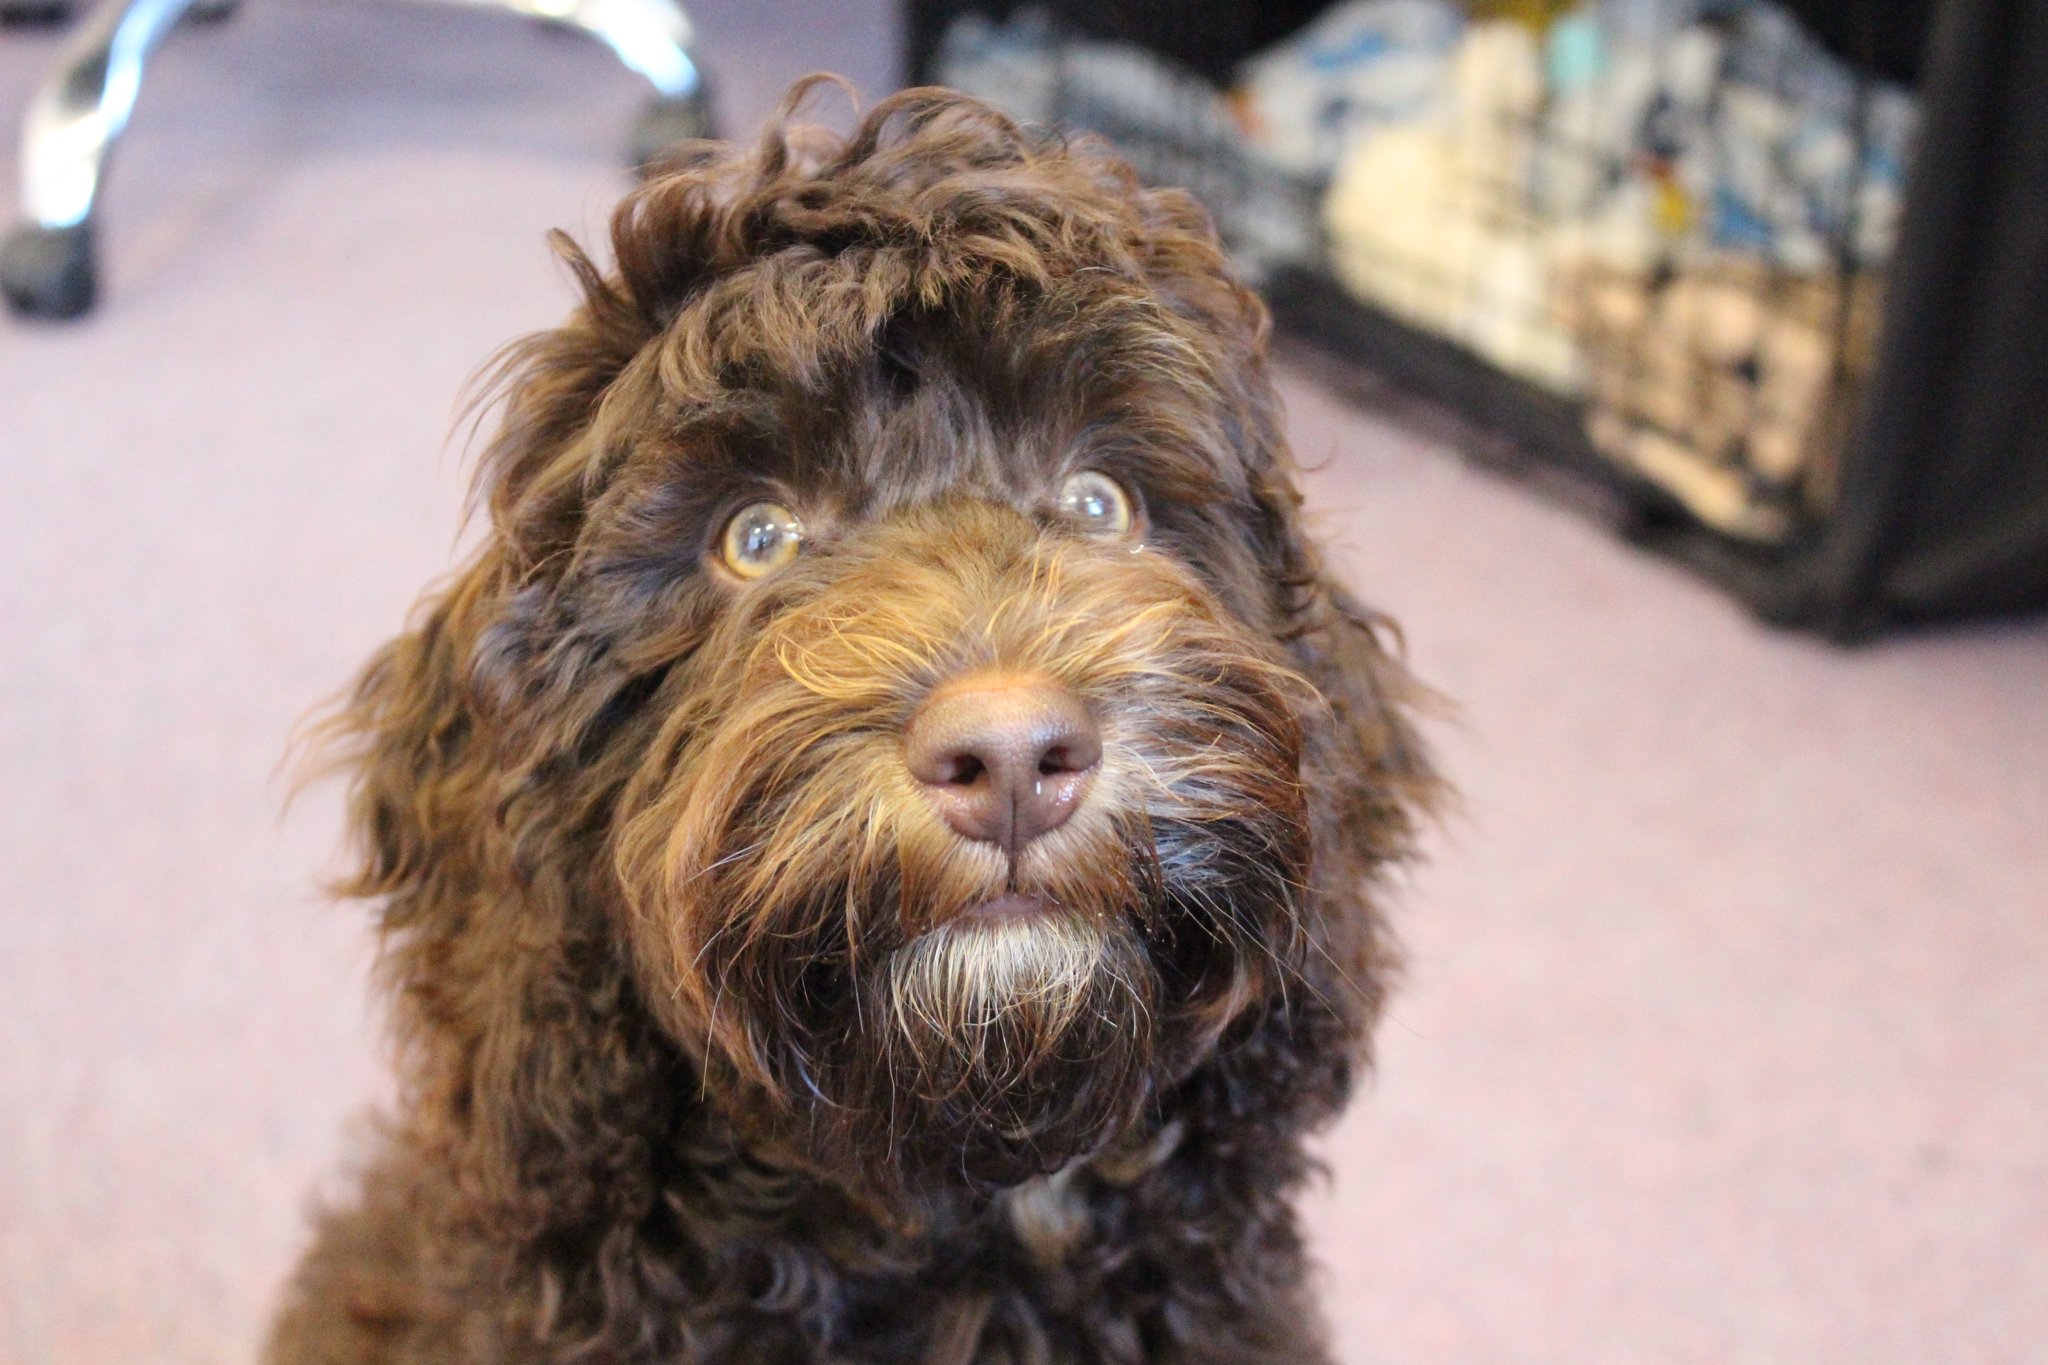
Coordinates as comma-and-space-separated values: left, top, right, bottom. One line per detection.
267, 80, 1438, 1365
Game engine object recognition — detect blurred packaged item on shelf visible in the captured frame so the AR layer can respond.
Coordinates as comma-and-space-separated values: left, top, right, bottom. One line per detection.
1322, 20, 1584, 391
929, 9, 1064, 125
1234, 0, 1464, 176
934, 9, 1319, 272
1560, 254, 1885, 537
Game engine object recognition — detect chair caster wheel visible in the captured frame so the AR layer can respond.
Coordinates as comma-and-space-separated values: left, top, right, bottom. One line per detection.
2, 222, 96, 319
0, 0, 69, 26
0, 0, 69, 25
629, 89, 716, 177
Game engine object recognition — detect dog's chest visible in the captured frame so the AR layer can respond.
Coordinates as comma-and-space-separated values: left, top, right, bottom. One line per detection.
995, 1164, 1093, 1268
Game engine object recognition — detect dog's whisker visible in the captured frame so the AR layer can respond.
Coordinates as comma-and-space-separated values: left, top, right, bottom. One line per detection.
678, 839, 768, 892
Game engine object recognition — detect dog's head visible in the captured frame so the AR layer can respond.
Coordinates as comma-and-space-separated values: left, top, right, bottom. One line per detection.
341, 84, 1433, 1200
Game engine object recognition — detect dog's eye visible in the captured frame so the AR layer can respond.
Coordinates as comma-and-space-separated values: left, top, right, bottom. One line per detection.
1057, 471, 1136, 537
720, 500, 804, 578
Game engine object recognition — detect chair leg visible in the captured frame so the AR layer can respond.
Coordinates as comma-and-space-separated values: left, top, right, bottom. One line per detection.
1, 0, 201, 317
427, 0, 714, 170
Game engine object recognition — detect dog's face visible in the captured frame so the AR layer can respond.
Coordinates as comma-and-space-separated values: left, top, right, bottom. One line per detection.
611, 425, 1315, 1190
353, 89, 1428, 1200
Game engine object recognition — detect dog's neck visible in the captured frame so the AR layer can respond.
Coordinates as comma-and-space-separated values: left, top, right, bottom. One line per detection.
664, 1057, 1188, 1253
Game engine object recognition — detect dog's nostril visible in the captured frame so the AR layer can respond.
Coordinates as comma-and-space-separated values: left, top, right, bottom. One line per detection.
1038, 746, 1082, 776
906, 675, 1101, 854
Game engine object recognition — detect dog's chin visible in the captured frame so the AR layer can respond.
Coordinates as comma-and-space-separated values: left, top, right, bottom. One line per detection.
829, 903, 1158, 1191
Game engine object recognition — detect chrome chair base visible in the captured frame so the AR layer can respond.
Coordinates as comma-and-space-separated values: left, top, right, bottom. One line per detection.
1, 0, 711, 317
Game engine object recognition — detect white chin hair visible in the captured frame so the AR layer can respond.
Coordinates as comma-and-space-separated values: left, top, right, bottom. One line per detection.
887, 912, 1112, 1040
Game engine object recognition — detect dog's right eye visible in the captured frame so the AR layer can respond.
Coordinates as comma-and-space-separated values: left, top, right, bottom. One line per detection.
1057, 471, 1137, 538
719, 500, 804, 579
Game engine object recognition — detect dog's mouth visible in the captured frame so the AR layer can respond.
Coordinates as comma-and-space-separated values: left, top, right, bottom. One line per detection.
950, 890, 1060, 927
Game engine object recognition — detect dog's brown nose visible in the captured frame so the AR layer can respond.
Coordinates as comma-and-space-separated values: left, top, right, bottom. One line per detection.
906, 676, 1101, 856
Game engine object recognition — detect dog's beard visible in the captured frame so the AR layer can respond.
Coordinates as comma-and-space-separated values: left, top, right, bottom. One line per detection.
844, 907, 1157, 1187
630, 799, 1292, 1197
676, 809, 1178, 1192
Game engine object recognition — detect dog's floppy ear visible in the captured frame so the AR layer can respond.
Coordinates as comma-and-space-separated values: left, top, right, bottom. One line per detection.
322, 248, 689, 1223
1254, 466, 1438, 1044
1302, 588, 1438, 934
320, 554, 678, 1247
1125, 183, 1435, 1055
322, 555, 504, 907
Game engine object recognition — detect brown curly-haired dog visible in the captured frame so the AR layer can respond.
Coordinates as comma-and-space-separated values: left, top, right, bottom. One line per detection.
267, 80, 1436, 1365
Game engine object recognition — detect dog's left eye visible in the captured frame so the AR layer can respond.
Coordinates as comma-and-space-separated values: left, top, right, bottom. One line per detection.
720, 500, 804, 578
1057, 471, 1136, 537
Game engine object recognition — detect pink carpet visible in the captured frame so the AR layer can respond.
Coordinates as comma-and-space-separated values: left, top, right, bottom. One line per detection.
3, 3, 2044, 1360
